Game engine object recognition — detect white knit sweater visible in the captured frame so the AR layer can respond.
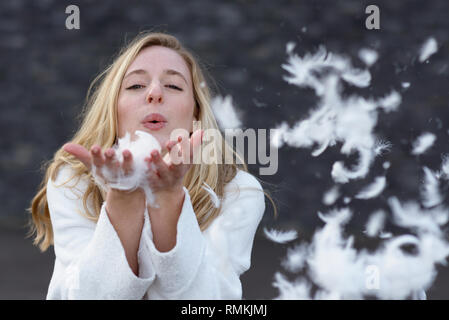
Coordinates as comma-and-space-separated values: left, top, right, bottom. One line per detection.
45, 165, 265, 300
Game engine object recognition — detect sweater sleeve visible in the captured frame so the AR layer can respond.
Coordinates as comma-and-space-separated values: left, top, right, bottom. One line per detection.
144, 170, 266, 299
46, 165, 155, 300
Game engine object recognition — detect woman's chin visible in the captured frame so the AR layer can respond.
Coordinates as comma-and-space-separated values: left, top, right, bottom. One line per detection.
157, 137, 169, 153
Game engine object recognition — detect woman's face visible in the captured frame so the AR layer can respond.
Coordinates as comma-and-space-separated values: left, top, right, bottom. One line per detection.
117, 45, 196, 152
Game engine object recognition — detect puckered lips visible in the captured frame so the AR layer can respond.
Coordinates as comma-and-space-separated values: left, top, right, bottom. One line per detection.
142, 113, 168, 131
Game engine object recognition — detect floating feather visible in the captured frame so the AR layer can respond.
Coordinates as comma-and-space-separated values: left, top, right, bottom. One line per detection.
211, 95, 242, 130
202, 182, 221, 208
421, 167, 442, 208
322, 186, 340, 205
358, 48, 378, 67
355, 176, 387, 199
264, 228, 298, 244
419, 37, 438, 62
411, 132, 436, 155
365, 210, 386, 237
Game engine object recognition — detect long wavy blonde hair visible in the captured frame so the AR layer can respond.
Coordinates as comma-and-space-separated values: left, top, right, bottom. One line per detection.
28, 31, 276, 252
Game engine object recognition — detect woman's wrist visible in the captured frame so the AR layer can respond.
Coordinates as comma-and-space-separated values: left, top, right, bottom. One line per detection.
149, 185, 185, 220
104, 187, 145, 276
147, 185, 185, 252
108, 187, 145, 199
106, 187, 146, 217
154, 185, 184, 204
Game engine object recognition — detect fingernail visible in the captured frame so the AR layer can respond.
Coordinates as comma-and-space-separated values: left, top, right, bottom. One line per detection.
151, 150, 158, 157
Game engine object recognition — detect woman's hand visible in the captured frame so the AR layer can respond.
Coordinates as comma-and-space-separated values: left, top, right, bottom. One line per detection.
63, 128, 203, 199
62, 143, 135, 194
143, 129, 203, 252
144, 129, 203, 197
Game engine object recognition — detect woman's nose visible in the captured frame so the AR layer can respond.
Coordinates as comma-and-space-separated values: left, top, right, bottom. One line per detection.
147, 84, 163, 104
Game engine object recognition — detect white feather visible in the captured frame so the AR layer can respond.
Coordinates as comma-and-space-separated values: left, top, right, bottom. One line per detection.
379, 231, 393, 239
273, 272, 312, 300
412, 132, 436, 155
419, 37, 438, 62
365, 210, 386, 237
322, 186, 340, 205
437, 154, 449, 179
358, 48, 378, 67
264, 228, 298, 244
421, 167, 442, 208
211, 95, 242, 130
286, 42, 296, 55
281, 243, 308, 273
388, 197, 448, 234
355, 176, 387, 199
92, 130, 161, 207
377, 91, 402, 113
201, 182, 221, 208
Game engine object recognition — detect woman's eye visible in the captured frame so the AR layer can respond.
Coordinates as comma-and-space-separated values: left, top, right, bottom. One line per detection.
166, 84, 182, 91
125, 84, 182, 91
126, 84, 144, 90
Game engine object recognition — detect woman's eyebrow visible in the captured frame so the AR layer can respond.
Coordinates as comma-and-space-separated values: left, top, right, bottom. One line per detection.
123, 68, 188, 85
163, 69, 188, 85
124, 69, 147, 79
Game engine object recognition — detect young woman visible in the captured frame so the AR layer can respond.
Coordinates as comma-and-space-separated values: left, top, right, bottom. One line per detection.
29, 32, 273, 299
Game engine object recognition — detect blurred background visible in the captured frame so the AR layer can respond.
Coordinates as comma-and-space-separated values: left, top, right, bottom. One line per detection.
1, 0, 449, 299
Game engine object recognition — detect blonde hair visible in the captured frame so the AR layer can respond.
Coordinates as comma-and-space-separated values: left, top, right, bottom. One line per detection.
28, 31, 277, 252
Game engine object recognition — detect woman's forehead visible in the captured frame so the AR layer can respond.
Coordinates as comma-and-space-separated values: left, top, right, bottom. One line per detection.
126, 46, 191, 80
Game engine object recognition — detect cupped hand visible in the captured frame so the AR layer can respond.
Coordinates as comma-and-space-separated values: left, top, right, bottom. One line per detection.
144, 129, 204, 195
62, 143, 134, 189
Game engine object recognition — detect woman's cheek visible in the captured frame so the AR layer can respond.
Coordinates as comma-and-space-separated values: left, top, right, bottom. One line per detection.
178, 99, 195, 120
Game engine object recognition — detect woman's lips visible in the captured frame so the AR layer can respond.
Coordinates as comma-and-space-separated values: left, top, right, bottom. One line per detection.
143, 121, 167, 130
142, 113, 168, 131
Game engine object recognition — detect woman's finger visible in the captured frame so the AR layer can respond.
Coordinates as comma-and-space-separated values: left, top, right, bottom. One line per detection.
145, 157, 160, 185
150, 150, 169, 179
166, 139, 179, 153
162, 139, 179, 165
168, 134, 194, 178
63, 143, 92, 170
122, 149, 133, 175
104, 148, 119, 171
90, 144, 105, 168
168, 140, 184, 165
